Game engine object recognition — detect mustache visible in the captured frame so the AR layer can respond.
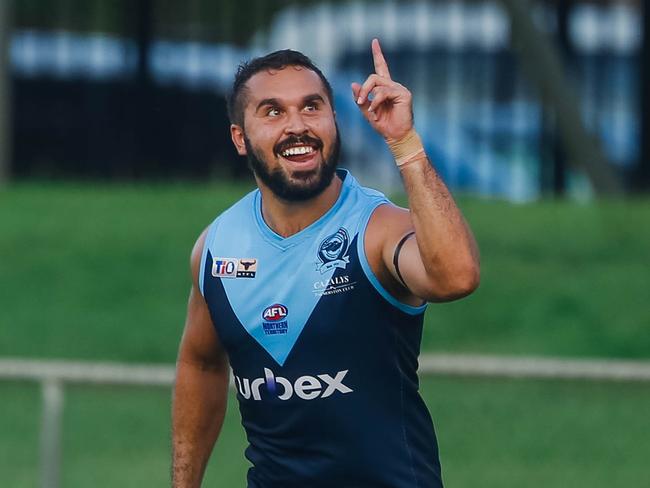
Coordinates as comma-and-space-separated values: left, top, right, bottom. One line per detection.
274, 135, 323, 155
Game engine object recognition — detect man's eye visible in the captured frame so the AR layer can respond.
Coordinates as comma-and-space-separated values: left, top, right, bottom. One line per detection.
267, 108, 281, 117
304, 104, 318, 112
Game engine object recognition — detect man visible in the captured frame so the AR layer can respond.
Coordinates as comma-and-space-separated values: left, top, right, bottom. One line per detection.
172, 39, 479, 488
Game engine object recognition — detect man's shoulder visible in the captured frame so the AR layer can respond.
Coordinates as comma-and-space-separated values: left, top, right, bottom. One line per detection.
198, 188, 258, 253
193, 188, 259, 292
339, 172, 408, 235
340, 168, 390, 206
209, 187, 259, 226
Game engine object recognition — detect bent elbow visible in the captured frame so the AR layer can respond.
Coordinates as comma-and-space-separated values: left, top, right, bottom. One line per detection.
458, 265, 480, 297
423, 263, 480, 303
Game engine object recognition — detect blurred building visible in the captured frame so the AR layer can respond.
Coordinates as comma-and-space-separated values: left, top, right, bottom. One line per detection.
3, 0, 648, 199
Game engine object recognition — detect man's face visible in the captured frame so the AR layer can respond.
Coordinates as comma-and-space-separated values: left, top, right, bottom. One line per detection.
232, 66, 340, 201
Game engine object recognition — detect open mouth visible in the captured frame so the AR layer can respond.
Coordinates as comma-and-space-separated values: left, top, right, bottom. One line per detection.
275, 137, 322, 165
278, 144, 318, 163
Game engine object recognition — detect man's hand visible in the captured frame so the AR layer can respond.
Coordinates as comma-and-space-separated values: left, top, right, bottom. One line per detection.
354, 40, 480, 304
351, 38, 413, 142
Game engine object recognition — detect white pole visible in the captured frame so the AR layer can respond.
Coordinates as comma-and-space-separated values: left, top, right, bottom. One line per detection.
40, 379, 64, 488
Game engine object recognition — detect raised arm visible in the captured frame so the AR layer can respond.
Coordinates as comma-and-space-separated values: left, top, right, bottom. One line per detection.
353, 39, 480, 303
172, 230, 230, 487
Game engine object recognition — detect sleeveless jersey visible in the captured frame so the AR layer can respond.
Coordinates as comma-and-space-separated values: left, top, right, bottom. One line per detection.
199, 169, 442, 488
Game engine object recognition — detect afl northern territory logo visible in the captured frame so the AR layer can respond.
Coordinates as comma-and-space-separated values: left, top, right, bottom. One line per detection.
262, 304, 288, 336
316, 227, 350, 274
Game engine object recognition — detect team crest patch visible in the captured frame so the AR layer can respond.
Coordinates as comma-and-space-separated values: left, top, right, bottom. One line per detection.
237, 258, 258, 278
212, 257, 258, 278
316, 227, 350, 274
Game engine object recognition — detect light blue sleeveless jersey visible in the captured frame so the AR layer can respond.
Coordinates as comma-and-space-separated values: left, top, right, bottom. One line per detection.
199, 169, 442, 487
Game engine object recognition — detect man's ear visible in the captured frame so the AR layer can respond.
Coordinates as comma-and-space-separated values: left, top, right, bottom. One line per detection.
230, 124, 247, 156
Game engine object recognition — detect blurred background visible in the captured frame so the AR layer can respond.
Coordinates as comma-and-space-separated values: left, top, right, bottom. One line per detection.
1, 0, 649, 487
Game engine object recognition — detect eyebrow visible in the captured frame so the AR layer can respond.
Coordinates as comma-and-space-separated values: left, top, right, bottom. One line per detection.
303, 94, 326, 105
255, 94, 326, 113
255, 98, 280, 112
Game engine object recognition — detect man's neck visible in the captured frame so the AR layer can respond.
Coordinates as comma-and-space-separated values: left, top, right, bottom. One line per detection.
257, 174, 343, 238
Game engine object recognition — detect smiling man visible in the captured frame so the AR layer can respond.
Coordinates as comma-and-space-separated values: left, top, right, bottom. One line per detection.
172, 39, 480, 488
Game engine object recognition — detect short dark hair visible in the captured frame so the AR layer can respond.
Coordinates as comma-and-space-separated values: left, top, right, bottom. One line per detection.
226, 49, 334, 126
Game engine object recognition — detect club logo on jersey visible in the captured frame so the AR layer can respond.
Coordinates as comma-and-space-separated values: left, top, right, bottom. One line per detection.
212, 257, 258, 278
262, 304, 288, 335
234, 368, 353, 401
316, 227, 350, 274
236, 258, 258, 278
312, 274, 356, 297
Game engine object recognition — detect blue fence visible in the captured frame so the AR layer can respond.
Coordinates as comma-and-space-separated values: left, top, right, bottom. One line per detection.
8, 0, 644, 199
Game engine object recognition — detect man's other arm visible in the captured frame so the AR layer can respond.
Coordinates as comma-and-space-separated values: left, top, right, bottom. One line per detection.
372, 166, 480, 303
354, 38, 479, 303
172, 230, 230, 487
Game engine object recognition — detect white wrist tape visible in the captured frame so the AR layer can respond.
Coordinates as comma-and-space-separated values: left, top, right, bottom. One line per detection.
387, 129, 427, 167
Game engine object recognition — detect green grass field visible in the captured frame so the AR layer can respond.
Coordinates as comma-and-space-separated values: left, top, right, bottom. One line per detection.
3, 377, 649, 487
1, 182, 649, 487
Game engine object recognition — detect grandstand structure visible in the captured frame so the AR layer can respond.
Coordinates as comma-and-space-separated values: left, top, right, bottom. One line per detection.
0, 0, 647, 197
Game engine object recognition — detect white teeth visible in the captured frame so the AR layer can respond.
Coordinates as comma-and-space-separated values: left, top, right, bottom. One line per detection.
281, 146, 314, 157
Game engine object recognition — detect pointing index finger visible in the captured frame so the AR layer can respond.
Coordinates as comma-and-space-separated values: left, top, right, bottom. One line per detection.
372, 38, 391, 79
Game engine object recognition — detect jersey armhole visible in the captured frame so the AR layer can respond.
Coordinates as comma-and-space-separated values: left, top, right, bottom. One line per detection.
198, 219, 219, 297
356, 201, 428, 316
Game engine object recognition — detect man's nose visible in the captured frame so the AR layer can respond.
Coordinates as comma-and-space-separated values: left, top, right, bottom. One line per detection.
284, 110, 308, 135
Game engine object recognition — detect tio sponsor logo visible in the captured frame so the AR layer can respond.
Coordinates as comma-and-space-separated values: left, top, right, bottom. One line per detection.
212, 258, 238, 278
234, 368, 353, 401
212, 257, 258, 279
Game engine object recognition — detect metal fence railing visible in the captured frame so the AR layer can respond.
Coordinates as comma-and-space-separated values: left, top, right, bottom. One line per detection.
1, 360, 174, 488
2, 354, 650, 488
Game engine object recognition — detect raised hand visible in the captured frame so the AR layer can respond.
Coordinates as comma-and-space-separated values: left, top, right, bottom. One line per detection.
351, 38, 414, 142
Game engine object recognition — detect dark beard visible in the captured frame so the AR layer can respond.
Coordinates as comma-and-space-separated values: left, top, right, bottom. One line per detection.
244, 129, 340, 202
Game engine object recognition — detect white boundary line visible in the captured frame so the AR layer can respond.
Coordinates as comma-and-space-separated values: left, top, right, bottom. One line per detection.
2, 353, 650, 384
0, 358, 175, 385
417, 354, 650, 381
